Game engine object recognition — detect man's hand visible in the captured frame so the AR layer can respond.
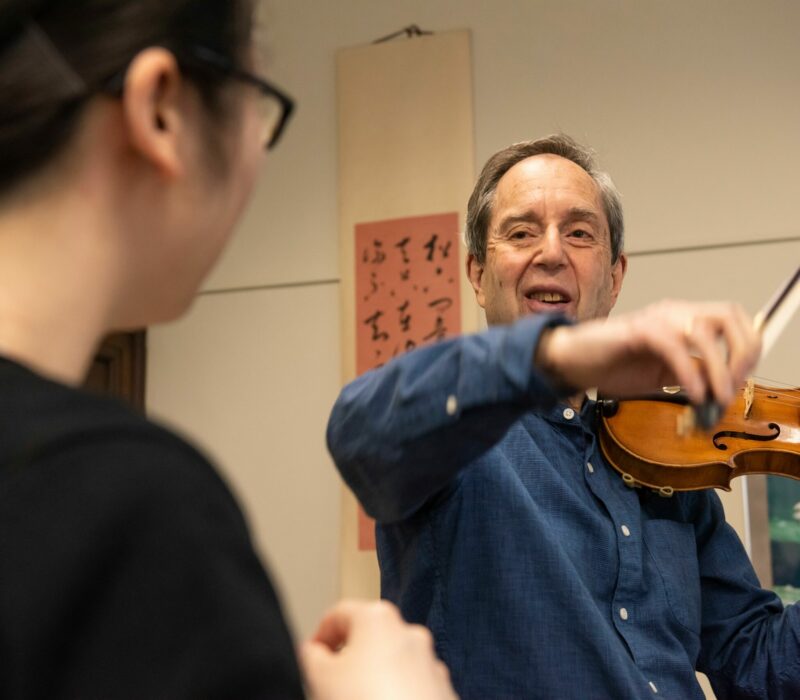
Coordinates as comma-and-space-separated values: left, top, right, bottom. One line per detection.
536, 300, 761, 407
300, 599, 458, 700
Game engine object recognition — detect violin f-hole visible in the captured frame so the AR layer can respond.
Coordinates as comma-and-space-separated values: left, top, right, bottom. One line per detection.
713, 423, 781, 451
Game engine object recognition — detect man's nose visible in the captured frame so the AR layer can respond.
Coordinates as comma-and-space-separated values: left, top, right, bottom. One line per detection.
533, 227, 567, 268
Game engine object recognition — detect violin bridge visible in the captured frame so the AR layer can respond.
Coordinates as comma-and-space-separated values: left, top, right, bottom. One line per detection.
743, 377, 755, 419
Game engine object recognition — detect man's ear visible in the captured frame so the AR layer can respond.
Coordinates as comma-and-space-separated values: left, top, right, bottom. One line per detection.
121, 48, 187, 179
466, 253, 487, 309
609, 252, 627, 308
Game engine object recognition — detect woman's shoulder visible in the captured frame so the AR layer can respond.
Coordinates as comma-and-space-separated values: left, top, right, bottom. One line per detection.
1, 357, 242, 531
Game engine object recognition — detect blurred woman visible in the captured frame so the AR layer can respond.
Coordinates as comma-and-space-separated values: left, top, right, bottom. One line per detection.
0, 1, 456, 698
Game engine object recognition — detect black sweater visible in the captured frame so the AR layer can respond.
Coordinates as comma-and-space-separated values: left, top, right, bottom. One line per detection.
0, 356, 304, 699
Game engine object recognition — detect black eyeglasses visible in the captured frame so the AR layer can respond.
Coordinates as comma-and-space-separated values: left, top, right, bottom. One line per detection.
187, 46, 294, 151
103, 45, 295, 151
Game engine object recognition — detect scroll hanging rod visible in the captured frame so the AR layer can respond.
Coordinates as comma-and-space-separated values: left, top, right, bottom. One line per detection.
373, 25, 434, 44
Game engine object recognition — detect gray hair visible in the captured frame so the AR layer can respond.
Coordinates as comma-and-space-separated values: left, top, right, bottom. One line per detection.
465, 134, 624, 264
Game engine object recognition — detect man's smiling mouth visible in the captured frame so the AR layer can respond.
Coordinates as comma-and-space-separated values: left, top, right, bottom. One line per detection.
525, 291, 570, 304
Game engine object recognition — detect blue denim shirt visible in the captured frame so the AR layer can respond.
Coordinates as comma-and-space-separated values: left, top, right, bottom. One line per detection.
327, 314, 800, 699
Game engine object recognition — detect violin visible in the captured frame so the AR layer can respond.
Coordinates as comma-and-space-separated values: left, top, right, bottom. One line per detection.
597, 265, 800, 495
597, 380, 800, 496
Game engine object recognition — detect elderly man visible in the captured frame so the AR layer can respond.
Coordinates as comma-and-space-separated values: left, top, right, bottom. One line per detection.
327, 135, 797, 699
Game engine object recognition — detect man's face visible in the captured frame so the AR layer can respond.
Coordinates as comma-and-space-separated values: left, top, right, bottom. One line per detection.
467, 154, 626, 325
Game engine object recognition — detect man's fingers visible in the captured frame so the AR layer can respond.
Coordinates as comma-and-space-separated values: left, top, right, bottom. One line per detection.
623, 307, 707, 403
727, 303, 761, 383
683, 314, 734, 405
682, 302, 760, 406
537, 299, 760, 407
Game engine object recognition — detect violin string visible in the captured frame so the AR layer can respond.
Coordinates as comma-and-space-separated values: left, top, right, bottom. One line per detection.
749, 376, 799, 403
751, 384, 797, 399
752, 397, 797, 408
751, 383, 796, 396
750, 387, 798, 407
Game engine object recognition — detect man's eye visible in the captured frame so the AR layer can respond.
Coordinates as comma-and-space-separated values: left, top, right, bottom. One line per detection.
570, 229, 592, 239
510, 230, 529, 240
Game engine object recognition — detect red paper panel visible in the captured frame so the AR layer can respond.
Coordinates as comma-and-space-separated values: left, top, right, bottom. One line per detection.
354, 213, 462, 549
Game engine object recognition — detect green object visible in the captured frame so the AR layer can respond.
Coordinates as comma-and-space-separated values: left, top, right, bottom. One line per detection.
773, 585, 800, 605
769, 519, 800, 543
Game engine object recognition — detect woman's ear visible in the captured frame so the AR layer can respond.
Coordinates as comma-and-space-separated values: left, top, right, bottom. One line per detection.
121, 48, 188, 178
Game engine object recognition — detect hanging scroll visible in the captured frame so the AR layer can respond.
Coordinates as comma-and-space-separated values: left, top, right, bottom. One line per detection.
337, 29, 475, 596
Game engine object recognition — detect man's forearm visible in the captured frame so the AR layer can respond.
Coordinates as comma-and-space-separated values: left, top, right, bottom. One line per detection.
327, 314, 569, 522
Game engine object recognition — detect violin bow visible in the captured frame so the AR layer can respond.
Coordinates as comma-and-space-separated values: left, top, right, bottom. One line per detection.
688, 264, 799, 430
754, 264, 800, 362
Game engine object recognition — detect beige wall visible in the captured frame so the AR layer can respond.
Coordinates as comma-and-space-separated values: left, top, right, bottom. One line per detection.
145, 8, 800, 697
146, 284, 342, 638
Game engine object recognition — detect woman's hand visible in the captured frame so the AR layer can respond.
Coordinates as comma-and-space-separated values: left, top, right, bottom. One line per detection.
300, 599, 458, 700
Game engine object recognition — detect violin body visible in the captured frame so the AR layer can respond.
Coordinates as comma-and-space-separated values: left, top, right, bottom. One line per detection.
598, 385, 800, 494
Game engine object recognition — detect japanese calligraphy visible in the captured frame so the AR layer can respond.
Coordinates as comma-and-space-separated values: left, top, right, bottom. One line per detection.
355, 213, 461, 377
354, 213, 462, 549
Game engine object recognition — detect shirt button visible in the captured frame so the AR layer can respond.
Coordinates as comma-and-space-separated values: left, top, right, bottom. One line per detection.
621, 525, 631, 537
587, 462, 594, 473
563, 407, 575, 420
619, 607, 629, 621
446, 395, 458, 416
649, 681, 658, 693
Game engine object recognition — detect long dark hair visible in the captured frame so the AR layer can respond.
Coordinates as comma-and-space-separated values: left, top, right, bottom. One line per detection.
0, 0, 256, 195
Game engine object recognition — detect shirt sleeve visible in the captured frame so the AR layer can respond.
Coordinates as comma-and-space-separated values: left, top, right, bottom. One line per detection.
24, 434, 306, 700
326, 313, 572, 523
693, 489, 800, 699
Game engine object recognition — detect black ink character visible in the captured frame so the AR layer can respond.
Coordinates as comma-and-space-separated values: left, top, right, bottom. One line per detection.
363, 271, 379, 301
423, 234, 438, 262
397, 300, 412, 333
422, 297, 453, 342
395, 237, 411, 264
368, 239, 386, 264
364, 310, 389, 341
423, 234, 452, 263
